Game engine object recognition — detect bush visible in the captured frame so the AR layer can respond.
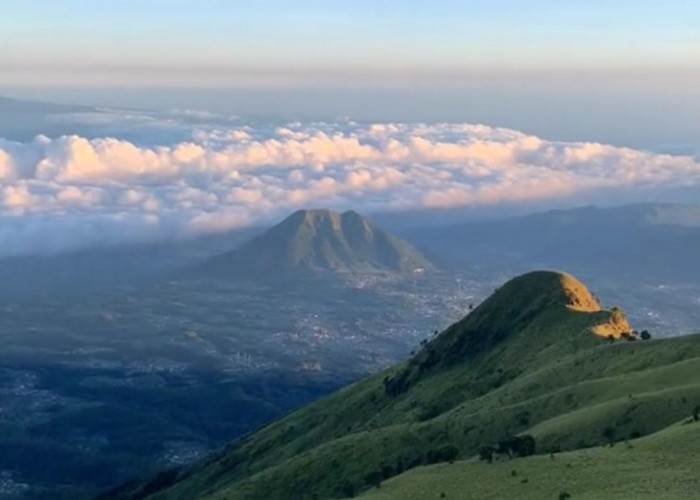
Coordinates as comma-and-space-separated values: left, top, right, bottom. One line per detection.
495, 435, 536, 458
381, 464, 394, 480
640, 330, 652, 340
479, 446, 495, 463
602, 426, 616, 446
340, 479, 355, 498
426, 445, 459, 464
364, 470, 382, 489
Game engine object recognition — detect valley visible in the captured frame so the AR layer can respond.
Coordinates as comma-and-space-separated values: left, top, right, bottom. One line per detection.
0, 269, 491, 498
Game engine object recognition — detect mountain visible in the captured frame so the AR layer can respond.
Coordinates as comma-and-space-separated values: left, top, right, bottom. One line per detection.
0, 95, 90, 114
103, 270, 700, 499
404, 203, 700, 282
199, 209, 435, 278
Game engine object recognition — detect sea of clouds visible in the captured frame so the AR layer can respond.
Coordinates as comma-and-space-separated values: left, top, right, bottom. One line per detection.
1, 112, 700, 257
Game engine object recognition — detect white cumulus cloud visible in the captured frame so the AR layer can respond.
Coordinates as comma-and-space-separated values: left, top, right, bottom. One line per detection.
0, 122, 699, 256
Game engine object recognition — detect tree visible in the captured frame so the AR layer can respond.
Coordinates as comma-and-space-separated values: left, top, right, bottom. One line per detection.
381, 464, 393, 479
603, 426, 616, 446
364, 470, 382, 489
494, 435, 536, 458
513, 435, 536, 457
340, 480, 355, 498
693, 405, 700, 422
427, 445, 459, 464
478, 446, 494, 463
496, 439, 513, 458
640, 330, 652, 340
559, 492, 572, 500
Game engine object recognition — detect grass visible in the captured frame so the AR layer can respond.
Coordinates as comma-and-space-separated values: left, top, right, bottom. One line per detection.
103, 271, 700, 500
359, 419, 700, 500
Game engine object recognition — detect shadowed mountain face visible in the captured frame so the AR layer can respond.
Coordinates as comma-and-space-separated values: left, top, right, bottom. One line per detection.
404, 203, 700, 282
105, 271, 700, 500
199, 209, 435, 278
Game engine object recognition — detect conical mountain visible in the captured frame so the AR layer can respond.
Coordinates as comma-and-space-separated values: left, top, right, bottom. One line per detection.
102, 271, 700, 500
200, 209, 435, 277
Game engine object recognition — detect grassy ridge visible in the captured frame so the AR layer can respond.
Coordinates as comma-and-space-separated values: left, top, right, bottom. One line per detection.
104, 271, 700, 500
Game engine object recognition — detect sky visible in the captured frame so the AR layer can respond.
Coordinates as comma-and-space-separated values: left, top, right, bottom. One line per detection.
2, 1, 698, 149
2, 1, 698, 87
1, 1, 700, 256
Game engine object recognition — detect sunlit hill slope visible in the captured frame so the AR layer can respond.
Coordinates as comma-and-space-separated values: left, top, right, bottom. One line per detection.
102, 271, 700, 499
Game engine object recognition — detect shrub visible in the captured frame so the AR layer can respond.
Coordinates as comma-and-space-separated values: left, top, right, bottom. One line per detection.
364, 470, 382, 489
426, 445, 459, 464
516, 411, 531, 427
479, 446, 495, 463
602, 426, 616, 446
340, 479, 355, 498
381, 464, 393, 480
640, 330, 652, 340
559, 492, 572, 500
495, 435, 536, 458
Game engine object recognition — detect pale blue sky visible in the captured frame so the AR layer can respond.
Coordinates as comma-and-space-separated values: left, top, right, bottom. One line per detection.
1, 1, 699, 151
1, 0, 698, 85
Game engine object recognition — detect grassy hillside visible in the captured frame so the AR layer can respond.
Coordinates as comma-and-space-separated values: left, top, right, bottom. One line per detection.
103, 271, 700, 500
360, 419, 700, 500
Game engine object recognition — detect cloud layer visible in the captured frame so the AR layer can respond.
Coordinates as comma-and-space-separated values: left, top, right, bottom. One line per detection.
1, 121, 700, 256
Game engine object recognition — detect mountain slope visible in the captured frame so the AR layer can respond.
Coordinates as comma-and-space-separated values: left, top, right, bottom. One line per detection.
405, 203, 700, 281
199, 209, 435, 277
360, 419, 700, 500
102, 271, 700, 500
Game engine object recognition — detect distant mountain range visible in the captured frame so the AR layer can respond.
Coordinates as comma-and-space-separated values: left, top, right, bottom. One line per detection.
103, 270, 700, 499
199, 209, 435, 278
405, 203, 700, 281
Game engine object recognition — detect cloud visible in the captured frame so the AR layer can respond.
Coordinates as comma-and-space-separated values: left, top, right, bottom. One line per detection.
0, 122, 699, 256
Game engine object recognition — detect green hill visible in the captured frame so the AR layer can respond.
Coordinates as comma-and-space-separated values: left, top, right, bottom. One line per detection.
359, 419, 700, 500
199, 209, 435, 277
101, 271, 700, 500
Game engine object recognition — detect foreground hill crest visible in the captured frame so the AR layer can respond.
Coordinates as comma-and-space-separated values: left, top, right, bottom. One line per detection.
200, 208, 435, 277
102, 270, 670, 500
382, 271, 632, 397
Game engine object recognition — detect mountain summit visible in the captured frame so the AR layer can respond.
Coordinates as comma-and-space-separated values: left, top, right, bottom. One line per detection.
200, 209, 435, 277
